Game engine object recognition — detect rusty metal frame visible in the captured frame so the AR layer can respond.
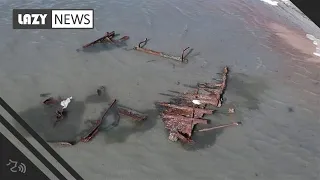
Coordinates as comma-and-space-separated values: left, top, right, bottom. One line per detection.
158, 66, 241, 144
132, 38, 191, 64
77, 31, 130, 51
80, 99, 118, 142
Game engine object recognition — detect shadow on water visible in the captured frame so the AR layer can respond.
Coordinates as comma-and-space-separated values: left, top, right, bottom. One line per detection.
183, 122, 225, 151
84, 86, 110, 104
16, 99, 86, 142
226, 73, 268, 111
15, 88, 158, 144
102, 108, 158, 144
83, 88, 158, 144
78, 42, 128, 53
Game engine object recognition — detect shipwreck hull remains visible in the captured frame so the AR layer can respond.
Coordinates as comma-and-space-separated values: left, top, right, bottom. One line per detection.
158, 66, 241, 144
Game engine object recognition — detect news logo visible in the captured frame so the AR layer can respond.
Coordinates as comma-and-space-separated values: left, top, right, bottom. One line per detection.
12, 9, 94, 29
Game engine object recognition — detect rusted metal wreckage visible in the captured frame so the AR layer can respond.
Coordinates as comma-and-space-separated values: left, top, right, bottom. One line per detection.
76, 31, 193, 64
80, 100, 148, 143
42, 90, 148, 146
158, 66, 242, 143
77, 31, 130, 51
129, 38, 192, 64
42, 96, 69, 126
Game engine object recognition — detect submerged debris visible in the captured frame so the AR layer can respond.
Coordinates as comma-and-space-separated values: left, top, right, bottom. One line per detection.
118, 105, 148, 121
158, 102, 214, 118
43, 88, 149, 145
196, 122, 242, 132
97, 86, 106, 96
47, 141, 78, 146
80, 119, 103, 143
40, 93, 51, 97
80, 99, 148, 143
158, 66, 241, 144
80, 99, 119, 142
228, 108, 235, 114
77, 31, 129, 51
43, 96, 72, 126
43, 97, 57, 105
129, 38, 192, 63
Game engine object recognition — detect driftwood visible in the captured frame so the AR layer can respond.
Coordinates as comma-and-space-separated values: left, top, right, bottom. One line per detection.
132, 38, 191, 63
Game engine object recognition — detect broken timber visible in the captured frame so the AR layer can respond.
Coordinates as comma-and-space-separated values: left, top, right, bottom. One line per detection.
132, 38, 191, 63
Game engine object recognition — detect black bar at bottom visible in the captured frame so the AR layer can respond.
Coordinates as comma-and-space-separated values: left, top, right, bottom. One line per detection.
0, 132, 50, 180
0, 97, 84, 180
0, 114, 67, 180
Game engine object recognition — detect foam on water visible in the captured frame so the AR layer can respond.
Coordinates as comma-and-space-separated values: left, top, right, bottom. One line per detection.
306, 34, 320, 57
260, 0, 278, 6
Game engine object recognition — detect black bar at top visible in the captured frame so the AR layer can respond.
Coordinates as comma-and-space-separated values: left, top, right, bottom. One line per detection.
0, 97, 84, 180
290, 0, 320, 28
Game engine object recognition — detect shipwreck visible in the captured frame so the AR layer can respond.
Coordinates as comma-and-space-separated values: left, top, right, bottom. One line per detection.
128, 38, 192, 64
158, 66, 241, 143
77, 31, 129, 51
43, 87, 148, 146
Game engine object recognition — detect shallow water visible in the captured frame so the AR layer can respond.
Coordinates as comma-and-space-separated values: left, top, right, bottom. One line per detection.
0, 0, 320, 180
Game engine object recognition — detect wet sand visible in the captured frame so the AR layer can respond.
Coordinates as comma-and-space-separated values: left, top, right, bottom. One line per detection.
0, 0, 320, 179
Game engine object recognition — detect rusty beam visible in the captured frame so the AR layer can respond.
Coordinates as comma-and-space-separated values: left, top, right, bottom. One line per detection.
132, 38, 191, 63
196, 121, 242, 132
118, 106, 147, 121
80, 99, 117, 142
77, 31, 130, 51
